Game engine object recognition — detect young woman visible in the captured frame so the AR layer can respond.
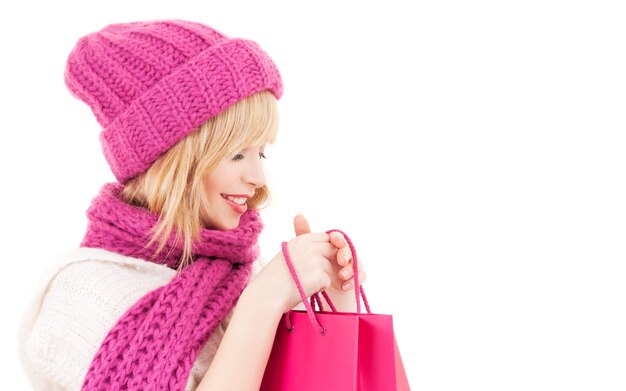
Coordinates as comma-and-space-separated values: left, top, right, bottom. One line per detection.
18, 19, 365, 390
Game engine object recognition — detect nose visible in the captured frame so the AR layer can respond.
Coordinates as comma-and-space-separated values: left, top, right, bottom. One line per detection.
243, 157, 266, 188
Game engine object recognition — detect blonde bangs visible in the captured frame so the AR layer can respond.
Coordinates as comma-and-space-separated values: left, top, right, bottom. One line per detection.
122, 90, 279, 269
195, 90, 278, 182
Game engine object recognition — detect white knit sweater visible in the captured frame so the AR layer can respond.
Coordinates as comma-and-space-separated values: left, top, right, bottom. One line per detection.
18, 247, 265, 391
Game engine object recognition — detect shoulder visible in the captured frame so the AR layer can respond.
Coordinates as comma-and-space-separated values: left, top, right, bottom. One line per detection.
18, 248, 266, 389
19, 247, 176, 339
18, 247, 176, 390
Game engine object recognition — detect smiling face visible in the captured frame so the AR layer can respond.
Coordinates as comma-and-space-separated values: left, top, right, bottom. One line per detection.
122, 91, 278, 268
200, 144, 268, 230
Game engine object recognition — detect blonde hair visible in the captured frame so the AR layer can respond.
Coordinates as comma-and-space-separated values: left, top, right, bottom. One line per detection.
121, 90, 279, 270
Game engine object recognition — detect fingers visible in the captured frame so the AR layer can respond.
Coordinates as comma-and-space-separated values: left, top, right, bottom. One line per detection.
328, 231, 347, 248
284, 222, 368, 295
293, 214, 311, 236
295, 232, 351, 266
317, 242, 339, 261
340, 269, 367, 291
338, 261, 365, 281
294, 232, 330, 243
339, 265, 354, 280
329, 232, 353, 267
337, 247, 352, 267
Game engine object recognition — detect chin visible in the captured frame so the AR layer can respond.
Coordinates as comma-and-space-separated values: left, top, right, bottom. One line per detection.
216, 217, 242, 231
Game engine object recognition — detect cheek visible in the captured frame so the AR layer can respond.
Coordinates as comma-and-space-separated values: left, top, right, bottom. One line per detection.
206, 164, 237, 189
202, 168, 231, 205
203, 171, 223, 194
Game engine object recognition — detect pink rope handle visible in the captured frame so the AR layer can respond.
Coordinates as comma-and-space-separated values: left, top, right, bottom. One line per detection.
310, 295, 322, 311
282, 241, 326, 335
281, 230, 372, 334
321, 291, 338, 312
325, 229, 371, 314
310, 290, 338, 313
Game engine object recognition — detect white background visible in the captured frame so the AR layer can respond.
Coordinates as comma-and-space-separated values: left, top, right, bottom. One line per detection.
1, 0, 625, 389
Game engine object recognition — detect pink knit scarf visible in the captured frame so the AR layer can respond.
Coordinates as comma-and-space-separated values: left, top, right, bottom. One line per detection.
80, 183, 263, 390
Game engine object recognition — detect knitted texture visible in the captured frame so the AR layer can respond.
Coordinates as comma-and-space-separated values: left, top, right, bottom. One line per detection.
80, 183, 263, 390
65, 20, 283, 183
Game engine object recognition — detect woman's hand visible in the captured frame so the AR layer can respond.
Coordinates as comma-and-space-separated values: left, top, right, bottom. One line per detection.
247, 230, 336, 314
245, 214, 367, 314
293, 215, 367, 296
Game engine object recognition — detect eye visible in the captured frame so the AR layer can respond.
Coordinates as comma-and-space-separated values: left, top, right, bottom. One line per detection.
232, 153, 245, 161
259, 152, 267, 159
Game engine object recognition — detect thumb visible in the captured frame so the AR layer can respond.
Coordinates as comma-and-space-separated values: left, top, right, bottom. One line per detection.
293, 214, 311, 236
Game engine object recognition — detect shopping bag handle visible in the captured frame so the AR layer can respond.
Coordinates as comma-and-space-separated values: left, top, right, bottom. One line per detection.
281, 229, 371, 335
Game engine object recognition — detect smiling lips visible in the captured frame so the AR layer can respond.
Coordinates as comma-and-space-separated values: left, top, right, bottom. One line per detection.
221, 194, 250, 214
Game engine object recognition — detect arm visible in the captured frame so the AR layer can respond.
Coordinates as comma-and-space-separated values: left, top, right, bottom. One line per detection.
197, 231, 337, 390
195, 283, 283, 390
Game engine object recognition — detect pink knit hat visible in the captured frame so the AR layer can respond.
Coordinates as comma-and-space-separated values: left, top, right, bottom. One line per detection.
65, 20, 283, 183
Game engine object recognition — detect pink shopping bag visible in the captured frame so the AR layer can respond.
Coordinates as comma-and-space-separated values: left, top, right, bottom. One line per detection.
260, 230, 411, 390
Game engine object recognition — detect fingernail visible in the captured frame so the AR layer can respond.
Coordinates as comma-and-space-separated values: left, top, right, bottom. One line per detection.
341, 269, 351, 279
343, 282, 353, 290
344, 254, 351, 263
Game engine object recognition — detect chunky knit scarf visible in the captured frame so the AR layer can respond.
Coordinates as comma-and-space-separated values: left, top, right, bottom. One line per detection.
80, 183, 263, 390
